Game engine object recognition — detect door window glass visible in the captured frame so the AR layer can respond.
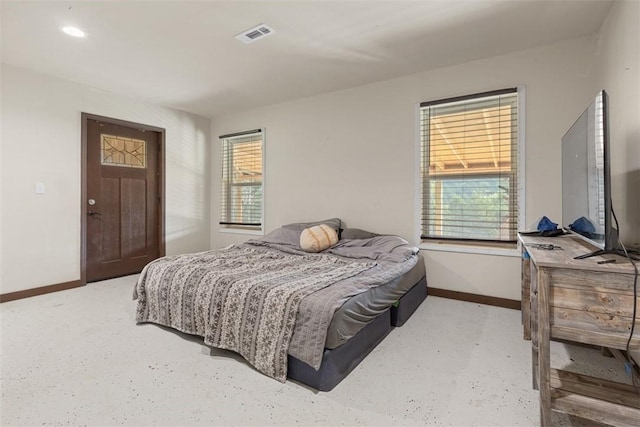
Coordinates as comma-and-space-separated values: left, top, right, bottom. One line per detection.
101, 134, 146, 168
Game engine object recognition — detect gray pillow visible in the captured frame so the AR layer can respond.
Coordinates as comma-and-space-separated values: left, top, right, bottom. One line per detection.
282, 218, 342, 233
253, 227, 303, 247
341, 228, 380, 240
253, 218, 342, 248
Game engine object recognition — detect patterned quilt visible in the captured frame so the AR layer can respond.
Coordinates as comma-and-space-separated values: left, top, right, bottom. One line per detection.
134, 245, 374, 381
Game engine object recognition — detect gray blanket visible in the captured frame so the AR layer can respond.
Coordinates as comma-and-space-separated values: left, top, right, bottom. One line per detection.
134, 245, 374, 382
247, 230, 418, 369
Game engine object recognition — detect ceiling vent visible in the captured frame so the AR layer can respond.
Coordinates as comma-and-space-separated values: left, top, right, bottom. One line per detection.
235, 24, 275, 44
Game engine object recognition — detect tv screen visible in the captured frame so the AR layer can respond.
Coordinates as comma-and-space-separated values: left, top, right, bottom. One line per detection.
561, 90, 607, 249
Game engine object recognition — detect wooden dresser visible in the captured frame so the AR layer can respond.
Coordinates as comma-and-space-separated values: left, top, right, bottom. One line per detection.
519, 234, 640, 426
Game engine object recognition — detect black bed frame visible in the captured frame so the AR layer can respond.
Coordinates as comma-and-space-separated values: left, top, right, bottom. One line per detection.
287, 276, 428, 391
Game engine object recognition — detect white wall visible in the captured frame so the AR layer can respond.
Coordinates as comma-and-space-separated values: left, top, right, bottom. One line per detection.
211, 36, 598, 300
0, 64, 211, 294
595, 0, 640, 248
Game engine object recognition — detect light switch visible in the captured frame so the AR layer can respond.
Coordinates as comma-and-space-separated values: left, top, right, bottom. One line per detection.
35, 182, 45, 194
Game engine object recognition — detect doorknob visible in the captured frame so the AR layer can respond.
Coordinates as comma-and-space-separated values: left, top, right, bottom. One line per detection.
88, 210, 101, 216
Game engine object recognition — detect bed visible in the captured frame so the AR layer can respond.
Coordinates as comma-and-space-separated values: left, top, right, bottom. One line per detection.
134, 219, 427, 391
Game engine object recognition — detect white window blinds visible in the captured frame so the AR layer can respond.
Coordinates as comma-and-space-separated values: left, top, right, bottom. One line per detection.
220, 129, 263, 229
420, 88, 519, 242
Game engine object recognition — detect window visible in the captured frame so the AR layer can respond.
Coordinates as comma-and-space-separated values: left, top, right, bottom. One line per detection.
220, 129, 264, 232
101, 134, 146, 168
420, 88, 520, 243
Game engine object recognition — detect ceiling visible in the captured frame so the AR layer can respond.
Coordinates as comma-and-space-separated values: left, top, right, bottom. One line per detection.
1, 1, 612, 118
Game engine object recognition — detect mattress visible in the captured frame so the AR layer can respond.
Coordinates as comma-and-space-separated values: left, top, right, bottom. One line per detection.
287, 276, 428, 390
324, 254, 426, 349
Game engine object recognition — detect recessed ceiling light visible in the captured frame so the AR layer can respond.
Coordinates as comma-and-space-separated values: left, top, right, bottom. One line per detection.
62, 26, 86, 38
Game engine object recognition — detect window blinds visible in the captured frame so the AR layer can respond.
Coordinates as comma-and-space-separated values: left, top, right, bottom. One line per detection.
220, 130, 263, 228
420, 88, 518, 242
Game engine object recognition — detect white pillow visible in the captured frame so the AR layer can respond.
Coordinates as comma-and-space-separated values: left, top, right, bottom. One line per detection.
300, 224, 338, 253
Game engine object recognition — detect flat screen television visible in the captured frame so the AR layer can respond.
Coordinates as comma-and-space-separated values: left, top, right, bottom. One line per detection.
561, 90, 638, 260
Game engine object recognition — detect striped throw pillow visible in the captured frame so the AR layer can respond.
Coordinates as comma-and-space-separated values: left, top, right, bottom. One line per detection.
300, 224, 338, 253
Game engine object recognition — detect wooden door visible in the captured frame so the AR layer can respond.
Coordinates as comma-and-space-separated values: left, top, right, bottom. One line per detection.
85, 117, 161, 282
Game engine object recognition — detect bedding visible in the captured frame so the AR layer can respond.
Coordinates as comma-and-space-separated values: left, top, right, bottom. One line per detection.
134, 245, 374, 381
323, 255, 425, 349
134, 222, 420, 383
247, 229, 418, 369
340, 228, 380, 240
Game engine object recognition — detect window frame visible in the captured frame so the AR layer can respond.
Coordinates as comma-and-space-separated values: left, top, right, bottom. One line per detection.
415, 86, 525, 256
219, 129, 265, 235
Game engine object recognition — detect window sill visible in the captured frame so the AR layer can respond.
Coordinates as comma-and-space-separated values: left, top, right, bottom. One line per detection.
419, 241, 520, 257
219, 227, 264, 236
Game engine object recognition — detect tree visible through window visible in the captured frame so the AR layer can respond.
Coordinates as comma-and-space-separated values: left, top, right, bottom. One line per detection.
420, 89, 519, 243
220, 130, 263, 231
